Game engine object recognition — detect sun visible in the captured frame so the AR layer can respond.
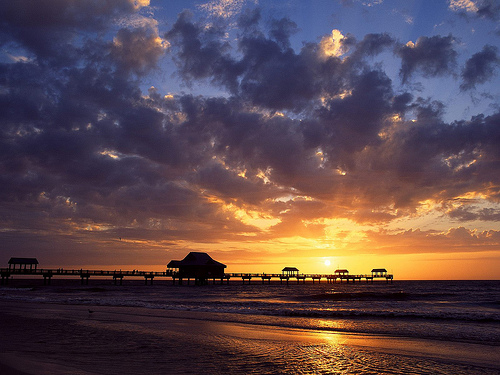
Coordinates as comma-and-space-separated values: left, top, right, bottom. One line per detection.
324, 259, 331, 267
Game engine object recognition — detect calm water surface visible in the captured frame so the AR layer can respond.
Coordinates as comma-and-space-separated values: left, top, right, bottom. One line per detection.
1, 279, 499, 374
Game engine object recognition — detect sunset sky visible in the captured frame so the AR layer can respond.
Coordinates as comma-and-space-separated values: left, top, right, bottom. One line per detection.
1, 0, 500, 279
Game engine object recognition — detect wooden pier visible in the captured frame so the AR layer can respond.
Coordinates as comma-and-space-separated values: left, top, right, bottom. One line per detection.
0, 267, 393, 285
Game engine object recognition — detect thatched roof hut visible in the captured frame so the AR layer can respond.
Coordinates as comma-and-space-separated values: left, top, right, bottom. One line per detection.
167, 252, 226, 279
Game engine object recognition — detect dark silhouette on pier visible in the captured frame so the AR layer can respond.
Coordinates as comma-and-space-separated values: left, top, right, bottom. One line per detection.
167, 252, 226, 285
1, 254, 394, 285
8, 257, 38, 271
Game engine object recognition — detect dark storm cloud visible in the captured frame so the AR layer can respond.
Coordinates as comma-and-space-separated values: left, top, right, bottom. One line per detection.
395, 35, 458, 84
475, 0, 500, 21
448, 206, 500, 221
0, 2, 184, 229
192, 162, 273, 205
167, 11, 352, 111
0, 0, 142, 64
174, 94, 313, 186
1, 2, 500, 264
364, 103, 500, 209
110, 27, 166, 76
452, 0, 500, 22
317, 69, 394, 155
351, 33, 395, 58
268, 17, 300, 49
166, 10, 241, 91
461, 45, 500, 90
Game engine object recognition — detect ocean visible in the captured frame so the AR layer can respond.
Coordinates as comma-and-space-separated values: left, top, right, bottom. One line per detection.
1, 279, 499, 374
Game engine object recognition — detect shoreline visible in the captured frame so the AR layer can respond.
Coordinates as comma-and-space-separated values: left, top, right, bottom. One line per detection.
2, 294, 498, 347
1, 300, 499, 374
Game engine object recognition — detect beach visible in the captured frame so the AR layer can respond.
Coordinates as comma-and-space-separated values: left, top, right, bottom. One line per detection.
2, 0, 500, 371
1, 299, 499, 375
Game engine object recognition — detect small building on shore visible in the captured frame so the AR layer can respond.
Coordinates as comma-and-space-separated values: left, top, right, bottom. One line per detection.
167, 252, 226, 281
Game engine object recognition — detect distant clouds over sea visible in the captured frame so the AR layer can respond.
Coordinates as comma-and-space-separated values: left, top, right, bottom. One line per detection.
0, 0, 499, 279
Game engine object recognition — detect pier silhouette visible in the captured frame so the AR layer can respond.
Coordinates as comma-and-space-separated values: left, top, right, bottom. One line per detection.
1, 267, 394, 285
1, 255, 393, 285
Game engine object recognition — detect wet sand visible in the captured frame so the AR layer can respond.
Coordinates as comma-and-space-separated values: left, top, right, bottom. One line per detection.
1, 301, 498, 374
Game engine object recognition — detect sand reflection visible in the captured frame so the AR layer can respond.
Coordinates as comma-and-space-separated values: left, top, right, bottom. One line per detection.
2, 302, 498, 374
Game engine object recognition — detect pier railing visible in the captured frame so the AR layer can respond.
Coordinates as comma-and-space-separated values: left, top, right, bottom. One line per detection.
0, 267, 393, 285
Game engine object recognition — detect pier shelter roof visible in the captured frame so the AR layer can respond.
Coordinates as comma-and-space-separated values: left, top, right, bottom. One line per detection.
371, 268, 387, 273
282, 267, 299, 276
334, 269, 349, 274
9, 257, 39, 264
167, 252, 226, 279
8, 257, 39, 269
